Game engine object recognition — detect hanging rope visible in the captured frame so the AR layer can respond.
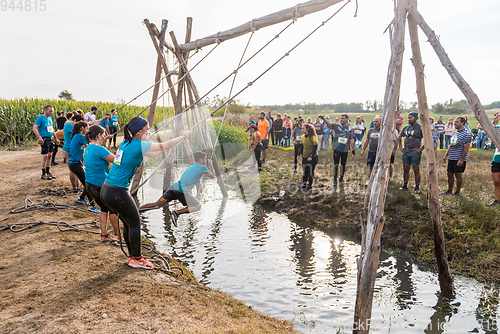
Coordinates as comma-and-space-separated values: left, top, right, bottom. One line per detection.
210, 30, 256, 162
10, 198, 99, 214
149, 14, 301, 138
131, 1, 351, 195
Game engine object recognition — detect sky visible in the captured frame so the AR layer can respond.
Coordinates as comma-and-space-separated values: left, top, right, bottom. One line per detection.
1, 0, 500, 109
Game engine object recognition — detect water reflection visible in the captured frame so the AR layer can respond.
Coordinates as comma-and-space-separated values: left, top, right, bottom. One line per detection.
137, 176, 500, 334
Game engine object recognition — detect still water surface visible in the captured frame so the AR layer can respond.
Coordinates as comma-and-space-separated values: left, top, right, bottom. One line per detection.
138, 176, 499, 333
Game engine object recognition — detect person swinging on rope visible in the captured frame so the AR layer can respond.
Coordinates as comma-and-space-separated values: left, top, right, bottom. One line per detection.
100, 116, 191, 270
138, 151, 216, 226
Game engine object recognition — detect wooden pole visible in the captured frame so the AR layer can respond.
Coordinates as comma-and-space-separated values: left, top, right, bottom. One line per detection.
170, 31, 228, 198
131, 19, 169, 196
353, 1, 408, 333
178, 0, 344, 53
407, 0, 453, 295
406, 4, 500, 148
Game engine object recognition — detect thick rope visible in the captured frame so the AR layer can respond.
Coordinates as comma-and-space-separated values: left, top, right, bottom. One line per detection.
10, 198, 99, 214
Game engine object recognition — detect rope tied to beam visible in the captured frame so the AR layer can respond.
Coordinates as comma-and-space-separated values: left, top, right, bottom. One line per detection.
250, 19, 256, 32
292, 3, 302, 22
215, 31, 222, 44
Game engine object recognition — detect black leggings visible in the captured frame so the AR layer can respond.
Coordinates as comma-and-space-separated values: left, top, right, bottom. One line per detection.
68, 163, 94, 205
294, 144, 301, 170
254, 144, 262, 170
333, 151, 349, 181
51, 144, 58, 164
302, 156, 318, 186
85, 182, 113, 214
101, 182, 142, 258
109, 127, 118, 146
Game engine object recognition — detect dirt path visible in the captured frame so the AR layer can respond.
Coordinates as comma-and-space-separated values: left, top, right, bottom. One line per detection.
0, 147, 296, 333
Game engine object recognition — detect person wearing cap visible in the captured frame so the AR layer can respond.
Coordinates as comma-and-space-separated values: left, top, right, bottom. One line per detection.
100, 116, 191, 270
248, 124, 263, 172
398, 111, 424, 193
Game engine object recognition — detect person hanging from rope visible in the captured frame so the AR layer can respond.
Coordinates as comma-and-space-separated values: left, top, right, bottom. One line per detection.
68, 121, 100, 213
138, 151, 216, 227
84, 125, 121, 242
100, 116, 191, 270
248, 124, 262, 172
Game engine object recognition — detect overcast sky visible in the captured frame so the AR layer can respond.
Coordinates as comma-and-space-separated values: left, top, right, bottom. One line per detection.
1, 0, 499, 108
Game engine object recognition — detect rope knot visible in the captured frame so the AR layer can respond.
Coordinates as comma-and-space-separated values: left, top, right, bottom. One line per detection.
215, 32, 222, 44
292, 3, 301, 22
247, 81, 253, 86
250, 19, 257, 32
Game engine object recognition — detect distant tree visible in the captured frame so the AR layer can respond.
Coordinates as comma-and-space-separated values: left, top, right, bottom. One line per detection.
433, 103, 444, 113
485, 101, 500, 109
58, 90, 74, 100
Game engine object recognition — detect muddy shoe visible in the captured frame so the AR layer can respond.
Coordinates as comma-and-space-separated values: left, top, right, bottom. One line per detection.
487, 200, 499, 206
41, 174, 52, 180
47, 173, 56, 179
169, 211, 179, 227
400, 184, 408, 191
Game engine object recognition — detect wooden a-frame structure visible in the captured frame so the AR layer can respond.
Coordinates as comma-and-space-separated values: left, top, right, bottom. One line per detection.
356, 0, 500, 333
130, 1, 500, 333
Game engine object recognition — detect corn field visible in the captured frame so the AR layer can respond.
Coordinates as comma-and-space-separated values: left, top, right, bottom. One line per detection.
0, 98, 174, 146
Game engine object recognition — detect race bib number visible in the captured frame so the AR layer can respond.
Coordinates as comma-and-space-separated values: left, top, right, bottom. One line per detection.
371, 132, 380, 139
495, 148, 500, 156
47, 125, 54, 133
112, 121, 118, 126
296, 135, 301, 141
114, 149, 123, 165
338, 137, 348, 144
450, 133, 458, 146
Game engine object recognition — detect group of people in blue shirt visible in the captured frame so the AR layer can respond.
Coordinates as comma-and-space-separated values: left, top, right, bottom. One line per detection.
35, 105, 216, 270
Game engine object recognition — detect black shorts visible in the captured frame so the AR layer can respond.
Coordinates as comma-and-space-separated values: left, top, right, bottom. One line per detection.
162, 187, 200, 207
261, 139, 269, 149
390, 154, 395, 164
491, 161, 500, 174
367, 151, 377, 167
447, 160, 466, 174
85, 182, 113, 214
41, 137, 55, 155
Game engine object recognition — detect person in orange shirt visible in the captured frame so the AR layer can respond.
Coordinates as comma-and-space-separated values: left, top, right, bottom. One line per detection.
257, 112, 270, 163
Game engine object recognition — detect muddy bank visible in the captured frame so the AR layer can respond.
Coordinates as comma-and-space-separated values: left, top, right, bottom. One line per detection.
0, 147, 296, 333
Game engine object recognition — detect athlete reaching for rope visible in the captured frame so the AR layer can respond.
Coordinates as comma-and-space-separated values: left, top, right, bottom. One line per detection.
100, 116, 191, 270
138, 151, 216, 226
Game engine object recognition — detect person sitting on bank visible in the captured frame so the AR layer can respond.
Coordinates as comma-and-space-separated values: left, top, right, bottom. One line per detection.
138, 151, 216, 226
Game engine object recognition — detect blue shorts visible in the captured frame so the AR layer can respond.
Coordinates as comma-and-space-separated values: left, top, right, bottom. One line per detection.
402, 152, 421, 166
367, 151, 377, 167
262, 139, 269, 149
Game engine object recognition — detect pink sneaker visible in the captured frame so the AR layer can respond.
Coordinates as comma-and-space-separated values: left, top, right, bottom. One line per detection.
126, 256, 154, 270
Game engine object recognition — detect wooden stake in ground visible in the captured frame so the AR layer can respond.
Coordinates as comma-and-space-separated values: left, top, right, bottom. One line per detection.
407, 4, 500, 148
353, 1, 408, 333
407, 0, 453, 296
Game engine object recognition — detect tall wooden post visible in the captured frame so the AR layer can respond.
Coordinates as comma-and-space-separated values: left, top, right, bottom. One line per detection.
131, 19, 169, 196
406, 5, 500, 148
353, 1, 408, 333
407, 0, 453, 295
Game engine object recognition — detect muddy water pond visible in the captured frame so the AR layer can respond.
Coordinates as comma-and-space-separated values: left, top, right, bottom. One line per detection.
138, 175, 499, 333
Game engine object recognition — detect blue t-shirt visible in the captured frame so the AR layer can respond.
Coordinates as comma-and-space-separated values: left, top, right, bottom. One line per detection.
84, 144, 112, 187
110, 115, 118, 128
448, 128, 471, 161
99, 119, 109, 128
34, 114, 54, 138
171, 163, 210, 193
69, 133, 88, 164
62, 122, 74, 152
105, 139, 153, 189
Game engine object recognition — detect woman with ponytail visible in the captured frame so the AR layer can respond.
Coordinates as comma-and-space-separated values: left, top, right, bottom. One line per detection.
100, 116, 191, 270
84, 125, 120, 241
68, 121, 99, 213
